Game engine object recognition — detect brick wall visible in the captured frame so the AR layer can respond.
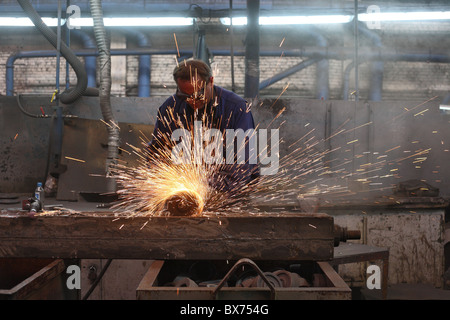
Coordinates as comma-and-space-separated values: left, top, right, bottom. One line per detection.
1, 33, 450, 102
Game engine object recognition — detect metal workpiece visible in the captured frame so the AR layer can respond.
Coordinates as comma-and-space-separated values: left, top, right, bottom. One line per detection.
334, 224, 361, 246
165, 190, 204, 216
0, 211, 340, 261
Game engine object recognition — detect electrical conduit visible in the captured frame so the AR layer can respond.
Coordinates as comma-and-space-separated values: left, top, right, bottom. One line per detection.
89, 0, 119, 193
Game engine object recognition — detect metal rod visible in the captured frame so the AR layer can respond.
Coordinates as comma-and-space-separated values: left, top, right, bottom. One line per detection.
53, 0, 64, 175
229, 0, 235, 92
244, 0, 260, 99
354, 0, 359, 101
65, 0, 71, 90
56, 0, 61, 97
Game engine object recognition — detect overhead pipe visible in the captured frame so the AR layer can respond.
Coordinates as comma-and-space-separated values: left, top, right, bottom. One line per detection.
5, 49, 184, 96
259, 58, 320, 91
229, 0, 236, 92
17, 0, 88, 104
195, 29, 210, 66
126, 29, 151, 97
303, 27, 329, 100
71, 30, 97, 88
356, 22, 384, 101
343, 61, 357, 100
7, 47, 450, 98
244, 0, 260, 99
89, 0, 119, 193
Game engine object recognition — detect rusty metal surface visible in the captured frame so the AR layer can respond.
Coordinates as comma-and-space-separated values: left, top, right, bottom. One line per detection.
57, 118, 154, 201
136, 260, 351, 300
0, 212, 335, 261
0, 259, 66, 300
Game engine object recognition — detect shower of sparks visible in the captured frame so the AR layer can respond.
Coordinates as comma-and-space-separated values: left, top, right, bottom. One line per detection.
110, 96, 256, 217
65, 156, 86, 163
104, 62, 446, 219
173, 33, 180, 58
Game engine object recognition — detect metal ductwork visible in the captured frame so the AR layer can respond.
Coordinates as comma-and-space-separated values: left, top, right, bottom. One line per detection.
303, 27, 329, 100
195, 29, 210, 66
126, 29, 152, 97
88, 0, 119, 193
244, 0, 260, 99
72, 30, 97, 88
357, 22, 384, 101
17, 0, 88, 104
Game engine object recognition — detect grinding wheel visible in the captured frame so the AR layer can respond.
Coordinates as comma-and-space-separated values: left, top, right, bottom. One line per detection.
165, 190, 203, 216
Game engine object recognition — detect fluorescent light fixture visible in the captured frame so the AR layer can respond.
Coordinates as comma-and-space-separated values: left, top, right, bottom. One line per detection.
220, 15, 353, 25
2, 11, 450, 27
0, 17, 61, 27
78, 17, 194, 27
0, 17, 193, 27
220, 11, 450, 25
359, 11, 450, 22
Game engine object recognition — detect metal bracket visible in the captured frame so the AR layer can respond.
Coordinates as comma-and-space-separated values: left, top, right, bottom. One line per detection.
212, 258, 276, 300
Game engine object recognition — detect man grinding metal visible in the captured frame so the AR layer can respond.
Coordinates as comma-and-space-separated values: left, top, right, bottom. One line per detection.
147, 59, 259, 214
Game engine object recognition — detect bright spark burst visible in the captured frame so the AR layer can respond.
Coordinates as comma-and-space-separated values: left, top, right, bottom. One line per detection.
106, 80, 445, 218
110, 101, 254, 217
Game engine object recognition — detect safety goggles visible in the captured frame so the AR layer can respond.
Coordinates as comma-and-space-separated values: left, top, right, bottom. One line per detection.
176, 87, 205, 101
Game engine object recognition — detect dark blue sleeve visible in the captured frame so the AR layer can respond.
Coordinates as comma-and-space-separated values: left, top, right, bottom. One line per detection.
212, 101, 260, 193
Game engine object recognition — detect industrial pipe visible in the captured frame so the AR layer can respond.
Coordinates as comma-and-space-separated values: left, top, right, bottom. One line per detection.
259, 58, 320, 90
126, 29, 151, 97
7, 47, 450, 99
356, 23, 384, 101
17, 0, 88, 104
195, 28, 210, 66
89, 0, 119, 193
304, 27, 329, 100
244, 0, 260, 99
72, 30, 97, 88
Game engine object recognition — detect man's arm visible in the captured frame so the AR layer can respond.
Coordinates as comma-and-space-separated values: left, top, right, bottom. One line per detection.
212, 102, 260, 193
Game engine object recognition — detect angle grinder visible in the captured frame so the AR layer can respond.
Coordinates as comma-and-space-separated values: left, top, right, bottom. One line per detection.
164, 190, 204, 216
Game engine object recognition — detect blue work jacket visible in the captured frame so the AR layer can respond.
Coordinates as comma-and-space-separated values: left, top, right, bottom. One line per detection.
148, 85, 259, 192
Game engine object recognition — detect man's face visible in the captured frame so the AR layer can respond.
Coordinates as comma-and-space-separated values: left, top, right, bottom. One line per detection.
176, 77, 214, 110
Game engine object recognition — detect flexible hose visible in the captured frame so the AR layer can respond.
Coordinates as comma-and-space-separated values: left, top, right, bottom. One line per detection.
89, 0, 120, 192
17, 0, 88, 104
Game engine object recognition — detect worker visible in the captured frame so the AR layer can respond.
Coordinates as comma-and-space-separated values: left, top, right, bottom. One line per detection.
148, 59, 259, 193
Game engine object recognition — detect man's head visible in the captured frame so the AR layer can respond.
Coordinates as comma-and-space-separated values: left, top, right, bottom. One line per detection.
173, 59, 214, 110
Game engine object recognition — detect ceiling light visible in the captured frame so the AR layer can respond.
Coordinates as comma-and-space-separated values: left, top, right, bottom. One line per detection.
358, 11, 450, 22
0, 17, 61, 27
0, 17, 194, 27
220, 15, 353, 26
